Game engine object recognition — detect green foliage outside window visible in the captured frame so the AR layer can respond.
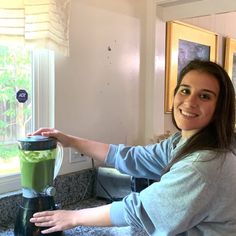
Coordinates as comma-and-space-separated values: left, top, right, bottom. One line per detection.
0, 46, 32, 167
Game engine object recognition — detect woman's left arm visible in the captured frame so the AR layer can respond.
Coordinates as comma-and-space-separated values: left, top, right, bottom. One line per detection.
109, 157, 218, 235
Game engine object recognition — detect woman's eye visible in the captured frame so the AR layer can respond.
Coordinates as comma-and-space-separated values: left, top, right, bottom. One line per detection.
200, 93, 211, 100
179, 88, 190, 95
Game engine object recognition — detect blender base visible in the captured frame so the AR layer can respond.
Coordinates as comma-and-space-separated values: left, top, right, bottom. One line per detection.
14, 195, 63, 236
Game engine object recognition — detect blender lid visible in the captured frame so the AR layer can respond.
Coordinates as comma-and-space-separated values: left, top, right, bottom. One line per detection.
18, 135, 57, 150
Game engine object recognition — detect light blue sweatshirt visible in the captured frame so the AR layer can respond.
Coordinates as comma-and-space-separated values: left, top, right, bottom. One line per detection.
105, 132, 236, 236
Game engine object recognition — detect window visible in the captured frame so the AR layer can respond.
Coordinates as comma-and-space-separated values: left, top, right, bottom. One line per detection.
0, 46, 32, 177
0, 47, 54, 194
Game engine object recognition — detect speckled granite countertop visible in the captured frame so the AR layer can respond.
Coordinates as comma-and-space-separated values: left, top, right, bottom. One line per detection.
0, 198, 148, 236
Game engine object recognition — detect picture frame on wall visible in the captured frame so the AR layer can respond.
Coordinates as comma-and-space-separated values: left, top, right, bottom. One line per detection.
165, 21, 218, 113
224, 37, 236, 92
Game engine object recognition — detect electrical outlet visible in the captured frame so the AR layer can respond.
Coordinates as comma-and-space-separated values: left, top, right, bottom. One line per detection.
69, 148, 88, 163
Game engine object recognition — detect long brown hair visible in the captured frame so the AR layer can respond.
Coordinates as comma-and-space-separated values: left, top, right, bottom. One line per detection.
164, 59, 235, 173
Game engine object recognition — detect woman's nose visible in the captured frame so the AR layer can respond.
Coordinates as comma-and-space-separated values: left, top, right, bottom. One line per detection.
184, 95, 198, 107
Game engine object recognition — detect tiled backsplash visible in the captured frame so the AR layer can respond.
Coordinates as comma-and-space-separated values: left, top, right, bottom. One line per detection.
0, 169, 95, 228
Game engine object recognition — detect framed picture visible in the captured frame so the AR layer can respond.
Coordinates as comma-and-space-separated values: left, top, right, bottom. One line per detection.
165, 21, 218, 113
224, 37, 236, 92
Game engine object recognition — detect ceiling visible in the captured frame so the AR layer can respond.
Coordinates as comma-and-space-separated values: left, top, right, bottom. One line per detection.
155, 0, 236, 21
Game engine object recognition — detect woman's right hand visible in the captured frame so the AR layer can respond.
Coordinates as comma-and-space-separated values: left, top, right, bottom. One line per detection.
29, 127, 109, 162
29, 128, 71, 147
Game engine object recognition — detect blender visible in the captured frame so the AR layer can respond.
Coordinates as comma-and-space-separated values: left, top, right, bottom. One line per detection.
14, 135, 63, 236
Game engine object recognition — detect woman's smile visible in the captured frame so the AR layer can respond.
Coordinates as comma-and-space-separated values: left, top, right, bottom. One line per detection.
180, 109, 198, 118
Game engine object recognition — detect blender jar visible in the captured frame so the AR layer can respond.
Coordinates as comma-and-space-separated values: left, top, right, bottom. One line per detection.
18, 135, 63, 193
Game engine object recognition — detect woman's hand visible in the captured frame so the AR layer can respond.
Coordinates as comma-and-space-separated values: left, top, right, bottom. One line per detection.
30, 205, 112, 234
30, 210, 79, 234
28, 128, 72, 147
29, 127, 109, 162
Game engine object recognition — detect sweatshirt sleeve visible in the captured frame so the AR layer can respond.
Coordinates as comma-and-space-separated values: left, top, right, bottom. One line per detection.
109, 157, 218, 235
104, 133, 180, 179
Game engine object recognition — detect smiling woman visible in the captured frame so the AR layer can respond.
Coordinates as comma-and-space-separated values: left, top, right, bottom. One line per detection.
28, 60, 236, 236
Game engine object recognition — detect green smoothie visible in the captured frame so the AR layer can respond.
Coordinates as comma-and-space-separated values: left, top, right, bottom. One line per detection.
19, 149, 56, 192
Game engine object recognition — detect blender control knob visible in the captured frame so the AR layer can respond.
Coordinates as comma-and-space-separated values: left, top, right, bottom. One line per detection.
45, 186, 56, 196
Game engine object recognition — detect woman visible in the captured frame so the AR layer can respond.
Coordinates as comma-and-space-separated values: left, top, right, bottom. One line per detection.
30, 60, 236, 235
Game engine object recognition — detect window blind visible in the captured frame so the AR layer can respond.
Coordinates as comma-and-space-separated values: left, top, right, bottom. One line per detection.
0, 0, 71, 56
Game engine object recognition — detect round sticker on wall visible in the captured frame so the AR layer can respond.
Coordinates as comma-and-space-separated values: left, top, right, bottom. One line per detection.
16, 89, 28, 103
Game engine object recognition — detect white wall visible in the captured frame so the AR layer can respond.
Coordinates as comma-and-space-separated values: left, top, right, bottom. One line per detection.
53, 0, 236, 175
54, 0, 153, 174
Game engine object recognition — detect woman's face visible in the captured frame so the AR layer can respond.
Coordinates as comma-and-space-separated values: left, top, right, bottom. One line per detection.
173, 70, 220, 138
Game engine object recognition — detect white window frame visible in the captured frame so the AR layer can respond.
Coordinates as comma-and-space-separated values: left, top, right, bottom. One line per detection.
0, 49, 55, 195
